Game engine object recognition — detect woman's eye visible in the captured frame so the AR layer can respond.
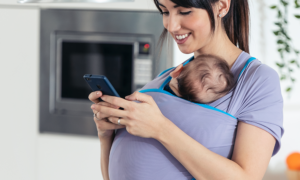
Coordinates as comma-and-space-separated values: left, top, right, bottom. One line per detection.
180, 11, 191, 15
161, 11, 169, 15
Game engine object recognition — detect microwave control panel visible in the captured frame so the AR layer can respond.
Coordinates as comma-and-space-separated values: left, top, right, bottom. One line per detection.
134, 59, 152, 86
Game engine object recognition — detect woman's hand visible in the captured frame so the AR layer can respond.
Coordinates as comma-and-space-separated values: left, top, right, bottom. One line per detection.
89, 91, 125, 139
91, 91, 169, 139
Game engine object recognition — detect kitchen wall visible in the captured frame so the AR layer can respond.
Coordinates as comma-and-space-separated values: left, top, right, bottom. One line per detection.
0, 0, 299, 180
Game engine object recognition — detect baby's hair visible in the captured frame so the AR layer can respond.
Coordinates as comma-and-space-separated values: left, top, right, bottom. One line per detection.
177, 55, 234, 103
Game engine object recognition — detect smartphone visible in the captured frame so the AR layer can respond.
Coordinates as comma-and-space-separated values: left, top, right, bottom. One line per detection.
83, 74, 120, 101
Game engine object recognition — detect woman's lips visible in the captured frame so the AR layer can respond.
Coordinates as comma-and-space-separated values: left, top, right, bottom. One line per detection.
174, 33, 190, 44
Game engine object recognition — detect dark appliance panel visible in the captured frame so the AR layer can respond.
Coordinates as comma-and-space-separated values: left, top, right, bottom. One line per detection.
61, 42, 133, 100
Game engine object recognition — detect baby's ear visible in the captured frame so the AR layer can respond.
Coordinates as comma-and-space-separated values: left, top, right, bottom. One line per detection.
170, 64, 184, 78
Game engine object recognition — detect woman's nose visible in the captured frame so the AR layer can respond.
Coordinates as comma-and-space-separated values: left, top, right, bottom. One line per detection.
166, 15, 181, 33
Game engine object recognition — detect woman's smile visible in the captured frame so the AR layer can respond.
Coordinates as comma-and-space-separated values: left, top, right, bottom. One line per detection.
174, 33, 191, 44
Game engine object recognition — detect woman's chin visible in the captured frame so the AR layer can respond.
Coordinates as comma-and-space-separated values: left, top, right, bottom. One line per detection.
177, 46, 194, 54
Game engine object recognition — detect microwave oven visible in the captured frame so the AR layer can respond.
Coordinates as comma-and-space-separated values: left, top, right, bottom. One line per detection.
39, 9, 173, 136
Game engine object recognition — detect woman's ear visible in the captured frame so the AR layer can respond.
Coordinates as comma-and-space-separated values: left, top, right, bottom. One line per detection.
217, 0, 230, 17
170, 64, 184, 78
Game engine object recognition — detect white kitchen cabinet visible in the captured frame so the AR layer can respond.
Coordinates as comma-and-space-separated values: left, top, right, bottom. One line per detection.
0, 7, 39, 180
0, 7, 103, 180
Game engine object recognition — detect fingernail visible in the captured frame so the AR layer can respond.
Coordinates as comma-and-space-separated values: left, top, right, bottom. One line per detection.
96, 91, 100, 95
125, 96, 128, 99
91, 104, 95, 109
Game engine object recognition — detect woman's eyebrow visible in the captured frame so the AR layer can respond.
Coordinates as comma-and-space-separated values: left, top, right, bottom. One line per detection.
158, 3, 180, 8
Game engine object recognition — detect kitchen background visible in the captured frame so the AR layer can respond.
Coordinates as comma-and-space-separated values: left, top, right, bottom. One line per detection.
0, 0, 299, 179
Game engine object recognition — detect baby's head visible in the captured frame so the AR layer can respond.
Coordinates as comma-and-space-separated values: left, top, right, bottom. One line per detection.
169, 55, 234, 104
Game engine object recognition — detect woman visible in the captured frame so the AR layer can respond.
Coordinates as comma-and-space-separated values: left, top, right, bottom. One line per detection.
89, 0, 284, 179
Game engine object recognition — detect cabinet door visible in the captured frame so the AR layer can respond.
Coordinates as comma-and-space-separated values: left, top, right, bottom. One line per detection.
0, 7, 39, 180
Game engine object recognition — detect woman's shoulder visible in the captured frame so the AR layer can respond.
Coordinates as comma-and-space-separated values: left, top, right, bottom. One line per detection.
242, 62, 283, 113
234, 52, 279, 82
242, 59, 281, 91
231, 58, 283, 115
251, 59, 279, 78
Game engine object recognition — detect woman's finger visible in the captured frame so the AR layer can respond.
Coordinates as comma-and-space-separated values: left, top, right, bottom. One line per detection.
93, 109, 98, 115
93, 105, 128, 118
108, 117, 129, 126
94, 109, 111, 120
92, 101, 120, 119
88, 91, 102, 103
101, 95, 131, 109
94, 117, 125, 130
96, 111, 110, 120
125, 91, 154, 104
94, 109, 116, 120
93, 112, 101, 120
96, 101, 119, 109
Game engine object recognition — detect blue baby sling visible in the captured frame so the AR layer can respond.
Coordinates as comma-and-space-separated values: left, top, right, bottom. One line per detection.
109, 57, 256, 180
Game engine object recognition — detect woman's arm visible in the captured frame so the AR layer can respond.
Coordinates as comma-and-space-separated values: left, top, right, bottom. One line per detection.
100, 136, 114, 180
156, 120, 275, 180
89, 91, 125, 180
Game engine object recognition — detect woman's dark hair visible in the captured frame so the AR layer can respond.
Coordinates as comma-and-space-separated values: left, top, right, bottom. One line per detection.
154, 0, 250, 53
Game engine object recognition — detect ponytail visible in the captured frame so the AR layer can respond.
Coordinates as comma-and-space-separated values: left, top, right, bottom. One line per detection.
223, 0, 250, 53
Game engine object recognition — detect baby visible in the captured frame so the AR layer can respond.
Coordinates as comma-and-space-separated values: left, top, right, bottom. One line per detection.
167, 54, 234, 104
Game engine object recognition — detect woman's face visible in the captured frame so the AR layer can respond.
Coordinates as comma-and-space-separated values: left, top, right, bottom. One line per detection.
158, 0, 215, 54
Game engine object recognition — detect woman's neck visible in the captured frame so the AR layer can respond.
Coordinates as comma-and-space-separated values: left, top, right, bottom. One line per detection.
193, 29, 243, 69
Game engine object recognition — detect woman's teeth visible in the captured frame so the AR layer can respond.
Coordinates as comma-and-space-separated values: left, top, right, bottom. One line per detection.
176, 34, 189, 40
